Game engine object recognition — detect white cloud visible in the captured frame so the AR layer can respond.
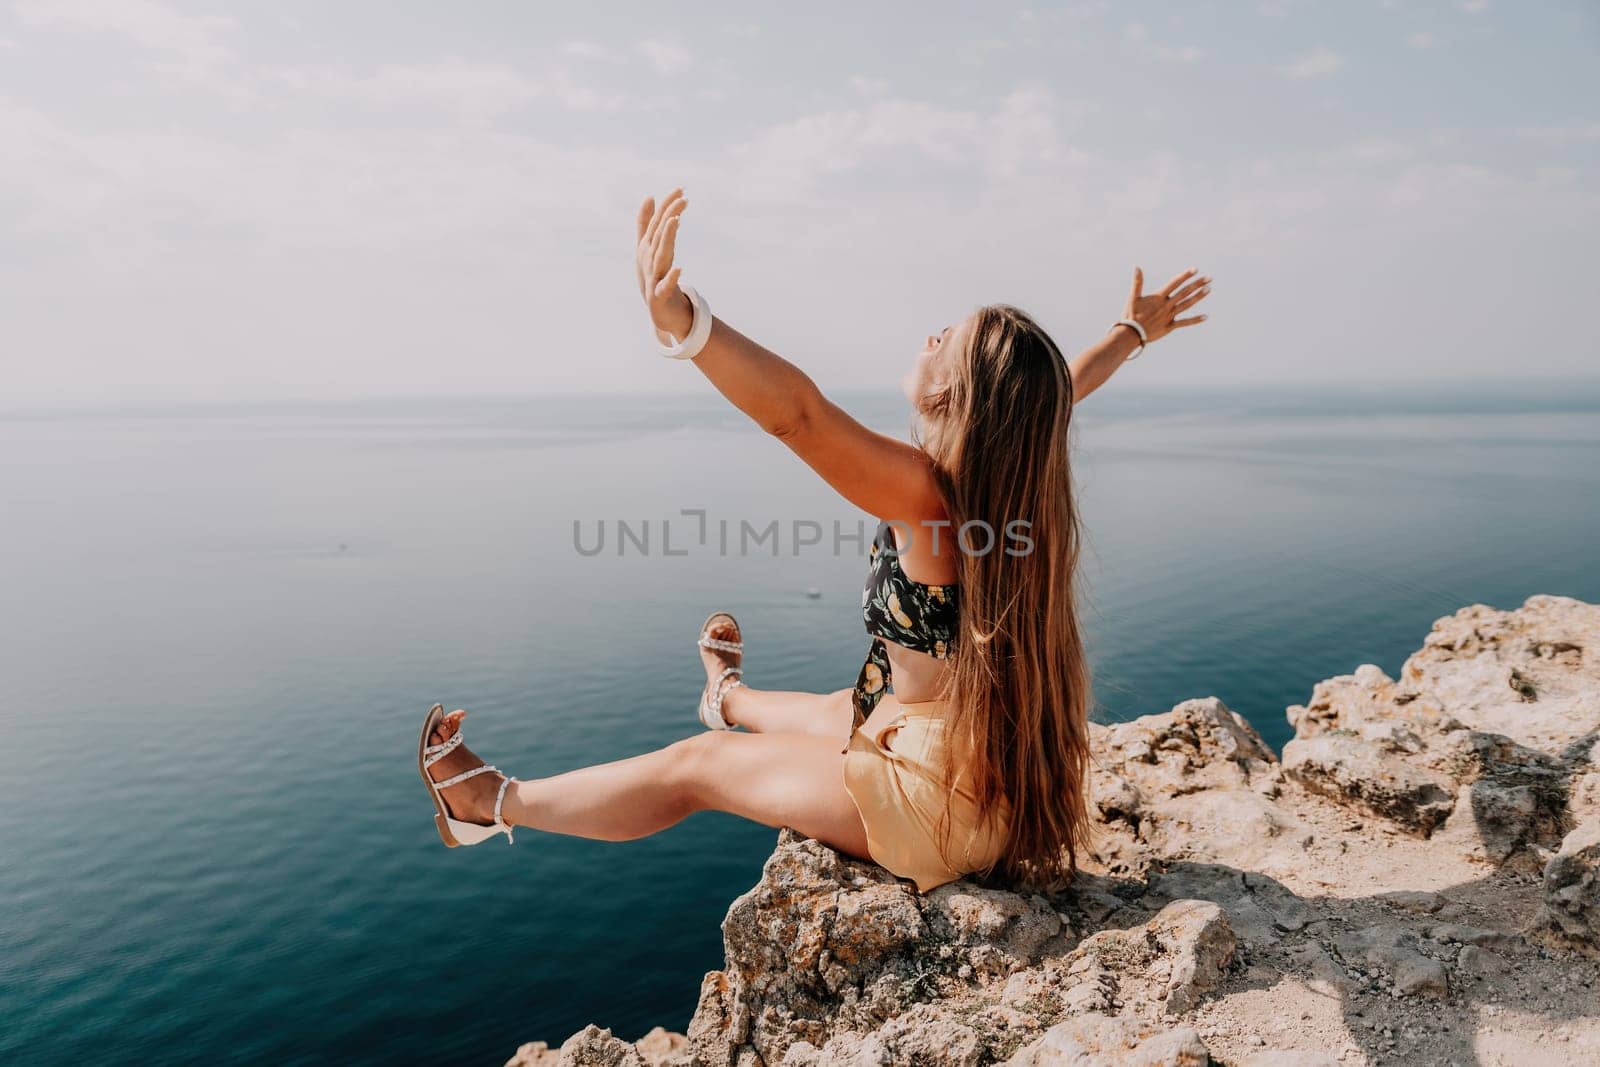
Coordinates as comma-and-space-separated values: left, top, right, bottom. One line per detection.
1384, 161, 1506, 210
1460, 0, 1489, 13
722, 88, 1086, 207
1277, 47, 1343, 80
2, 4, 1594, 400
728, 101, 972, 202
1406, 32, 1436, 49
634, 39, 692, 75
540, 69, 632, 113
1324, 138, 1414, 166
278, 60, 539, 117
560, 40, 615, 61
1153, 44, 1204, 63
956, 38, 1010, 67
1125, 22, 1200, 63
14, 0, 233, 66
1515, 122, 1600, 144
276, 59, 627, 116
1534, 166, 1578, 187
13, 0, 247, 97
984, 88, 1074, 177
0, 93, 643, 258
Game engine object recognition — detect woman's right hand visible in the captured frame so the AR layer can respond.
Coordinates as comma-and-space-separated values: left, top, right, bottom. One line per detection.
635, 188, 694, 342
1123, 266, 1212, 345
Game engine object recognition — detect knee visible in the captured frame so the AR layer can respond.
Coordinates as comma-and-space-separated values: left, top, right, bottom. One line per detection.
664, 731, 732, 802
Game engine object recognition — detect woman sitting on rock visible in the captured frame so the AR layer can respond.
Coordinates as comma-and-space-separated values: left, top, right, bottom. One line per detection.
417, 188, 1211, 890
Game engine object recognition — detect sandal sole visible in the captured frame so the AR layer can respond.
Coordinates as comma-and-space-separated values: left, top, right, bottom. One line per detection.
418, 703, 462, 848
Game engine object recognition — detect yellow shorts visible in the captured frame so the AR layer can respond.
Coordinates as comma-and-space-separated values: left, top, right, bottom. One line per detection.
842, 696, 1009, 892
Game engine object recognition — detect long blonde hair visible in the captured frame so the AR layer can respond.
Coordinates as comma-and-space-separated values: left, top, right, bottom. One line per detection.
919, 304, 1092, 887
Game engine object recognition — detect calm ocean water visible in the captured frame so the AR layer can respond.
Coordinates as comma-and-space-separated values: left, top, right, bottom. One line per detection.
3, 385, 1598, 1065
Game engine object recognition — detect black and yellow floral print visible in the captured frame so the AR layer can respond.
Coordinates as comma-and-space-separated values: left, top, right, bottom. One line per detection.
851, 521, 962, 725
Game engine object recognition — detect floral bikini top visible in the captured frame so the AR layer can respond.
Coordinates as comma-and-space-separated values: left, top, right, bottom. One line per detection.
852, 521, 962, 726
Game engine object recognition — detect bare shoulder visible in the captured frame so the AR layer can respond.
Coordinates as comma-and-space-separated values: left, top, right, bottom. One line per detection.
886, 502, 961, 586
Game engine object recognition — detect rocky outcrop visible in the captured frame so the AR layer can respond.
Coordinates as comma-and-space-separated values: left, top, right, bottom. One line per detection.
1540, 820, 1600, 951
514, 596, 1600, 1066
1006, 1014, 1208, 1066
1088, 698, 1313, 877
508, 1025, 690, 1067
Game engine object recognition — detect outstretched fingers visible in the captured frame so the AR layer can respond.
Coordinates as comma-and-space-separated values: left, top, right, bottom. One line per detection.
1158, 269, 1198, 298
653, 209, 683, 280
1169, 274, 1209, 302
1169, 281, 1212, 314
1120, 264, 1212, 342
635, 197, 654, 242
644, 187, 684, 247
639, 194, 687, 293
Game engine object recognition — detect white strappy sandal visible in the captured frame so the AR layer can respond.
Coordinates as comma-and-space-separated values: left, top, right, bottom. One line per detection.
418, 703, 517, 847
697, 611, 744, 731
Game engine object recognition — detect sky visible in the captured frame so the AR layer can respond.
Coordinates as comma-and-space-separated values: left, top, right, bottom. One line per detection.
1, 0, 1596, 405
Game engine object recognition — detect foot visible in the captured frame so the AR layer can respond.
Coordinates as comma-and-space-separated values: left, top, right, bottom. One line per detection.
426, 710, 506, 826
699, 614, 743, 725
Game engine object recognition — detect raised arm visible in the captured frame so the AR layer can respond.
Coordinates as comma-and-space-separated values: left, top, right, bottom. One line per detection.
1068, 267, 1212, 401
635, 189, 944, 527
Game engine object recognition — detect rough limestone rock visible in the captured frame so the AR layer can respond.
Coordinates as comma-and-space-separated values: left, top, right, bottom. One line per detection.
1541, 819, 1600, 952
1333, 927, 1449, 998
507, 1026, 693, 1066
1280, 596, 1599, 868
1403, 596, 1598, 751
1148, 901, 1237, 1014
1089, 697, 1311, 876
1282, 729, 1457, 834
923, 884, 1065, 977
516, 598, 1600, 1067
509, 1025, 646, 1067
799, 1003, 986, 1066
1004, 1013, 1208, 1066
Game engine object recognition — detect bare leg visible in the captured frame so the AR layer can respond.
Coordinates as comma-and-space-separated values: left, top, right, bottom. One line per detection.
425, 711, 871, 860
722, 686, 854, 738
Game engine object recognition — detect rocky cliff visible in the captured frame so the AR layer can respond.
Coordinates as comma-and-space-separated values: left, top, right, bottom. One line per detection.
510, 595, 1600, 1066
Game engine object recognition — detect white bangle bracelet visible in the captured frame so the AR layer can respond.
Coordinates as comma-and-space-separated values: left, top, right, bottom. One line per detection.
657, 285, 713, 360
1109, 318, 1147, 360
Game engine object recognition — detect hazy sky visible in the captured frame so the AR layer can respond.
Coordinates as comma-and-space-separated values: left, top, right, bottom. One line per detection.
2, 1, 1596, 404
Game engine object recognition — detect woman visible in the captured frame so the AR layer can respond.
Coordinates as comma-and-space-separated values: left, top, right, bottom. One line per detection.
417, 188, 1211, 891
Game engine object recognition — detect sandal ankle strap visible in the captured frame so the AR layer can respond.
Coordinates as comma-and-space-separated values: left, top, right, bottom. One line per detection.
432, 763, 516, 845
494, 776, 516, 843
703, 666, 743, 729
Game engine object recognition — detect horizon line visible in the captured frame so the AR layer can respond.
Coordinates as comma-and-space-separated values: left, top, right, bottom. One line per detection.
8, 375, 1600, 420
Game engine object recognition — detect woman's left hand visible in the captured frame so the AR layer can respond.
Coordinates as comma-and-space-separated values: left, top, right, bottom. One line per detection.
1124, 267, 1212, 344
635, 188, 694, 342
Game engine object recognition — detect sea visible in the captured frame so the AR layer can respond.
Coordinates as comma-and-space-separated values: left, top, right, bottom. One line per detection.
3, 383, 1598, 1065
